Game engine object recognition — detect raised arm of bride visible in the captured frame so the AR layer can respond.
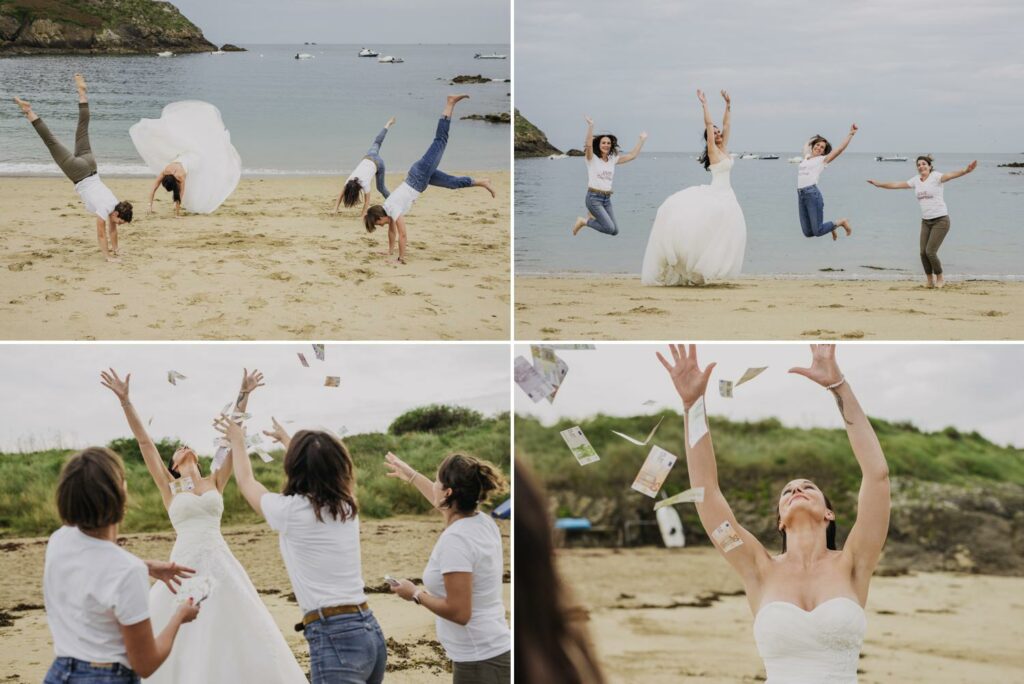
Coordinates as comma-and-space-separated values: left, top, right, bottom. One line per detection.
657, 345, 769, 587
100, 368, 174, 508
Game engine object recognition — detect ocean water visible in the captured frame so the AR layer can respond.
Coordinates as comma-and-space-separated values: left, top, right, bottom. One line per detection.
0, 44, 510, 175
515, 153, 1024, 279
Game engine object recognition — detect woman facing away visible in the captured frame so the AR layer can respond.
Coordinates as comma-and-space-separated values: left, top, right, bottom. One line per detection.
364, 95, 496, 264
796, 125, 857, 240
383, 452, 512, 683
13, 74, 133, 262
656, 344, 890, 684
43, 447, 200, 683
101, 369, 306, 683
223, 417, 387, 684
641, 90, 746, 286
130, 100, 242, 216
335, 117, 397, 216
571, 116, 647, 237
868, 155, 977, 288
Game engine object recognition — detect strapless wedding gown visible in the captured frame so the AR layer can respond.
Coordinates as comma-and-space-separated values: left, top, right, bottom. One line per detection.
145, 490, 305, 683
129, 101, 241, 214
753, 597, 866, 683
641, 157, 746, 285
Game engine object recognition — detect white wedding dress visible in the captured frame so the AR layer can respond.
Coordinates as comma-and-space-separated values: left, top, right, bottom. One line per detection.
753, 597, 866, 683
641, 157, 746, 285
145, 491, 305, 683
129, 101, 242, 214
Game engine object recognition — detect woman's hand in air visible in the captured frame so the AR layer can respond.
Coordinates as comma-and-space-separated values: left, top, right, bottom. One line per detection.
213, 412, 246, 443
656, 344, 716, 409
639, 131, 648, 141
964, 160, 978, 174
720, 90, 730, 105
262, 416, 291, 446
696, 89, 707, 104
584, 115, 594, 127
240, 368, 265, 396
789, 344, 843, 388
390, 579, 418, 601
384, 451, 416, 482
849, 123, 859, 136
146, 561, 196, 594
100, 368, 131, 402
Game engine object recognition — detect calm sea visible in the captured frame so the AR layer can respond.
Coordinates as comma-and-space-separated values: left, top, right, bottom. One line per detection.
0, 44, 510, 175
515, 152, 1024, 279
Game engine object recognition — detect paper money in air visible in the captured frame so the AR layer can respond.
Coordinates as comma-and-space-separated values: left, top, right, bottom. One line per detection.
642, 400, 657, 406
297, 353, 309, 367
547, 344, 596, 350
653, 487, 705, 510
167, 370, 187, 385
719, 380, 734, 398
559, 426, 600, 466
168, 476, 196, 496
313, 344, 325, 361
735, 366, 767, 387
631, 445, 677, 498
530, 345, 568, 403
611, 416, 665, 446
324, 376, 341, 387
711, 520, 743, 552
514, 356, 554, 403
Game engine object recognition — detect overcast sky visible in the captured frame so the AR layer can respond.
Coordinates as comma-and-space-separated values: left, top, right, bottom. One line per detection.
0, 344, 509, 454
515, 344, 1024, 448
172, 0, 510, 45
515, 0, 1024, 152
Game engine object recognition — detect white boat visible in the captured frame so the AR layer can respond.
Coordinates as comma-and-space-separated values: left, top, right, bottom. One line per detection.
787, 156, 803, 163
759, 154, 780, 160
740, 153, 759, 160
156, 51, 173, 58
875, 155, 908, 162
358, 47, 379, 57
378, 55, 404, 63
294, 53, 314, 60
210, 50, 225, 55
474, 53, 507, 59
547, 153, 568, 160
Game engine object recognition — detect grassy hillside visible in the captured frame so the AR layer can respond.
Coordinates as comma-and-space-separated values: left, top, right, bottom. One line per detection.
0, 407, 510, 538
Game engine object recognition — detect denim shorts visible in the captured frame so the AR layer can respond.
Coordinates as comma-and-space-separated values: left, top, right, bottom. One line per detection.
304, 610, 388, 684
44, 657, 140, 683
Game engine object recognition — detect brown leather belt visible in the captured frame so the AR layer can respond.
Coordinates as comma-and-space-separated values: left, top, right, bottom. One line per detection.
294, 602, 369, 631
587, 187, 613, 196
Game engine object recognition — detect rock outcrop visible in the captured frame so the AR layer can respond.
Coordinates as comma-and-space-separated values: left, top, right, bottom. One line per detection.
461, 112, 510, 124
450, 74, 491, 84
514, 109, 561, 158
220, 43, 245, 52
0, 0, 217, 55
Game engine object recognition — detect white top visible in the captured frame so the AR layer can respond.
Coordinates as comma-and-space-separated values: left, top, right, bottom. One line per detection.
261, 493, 367, 613
422, 513, 510, 663
586, 153, 618, 192
753, 597, 865, 683
907, 172, 947, 219
383, 181, 421, 219
74, 174, 119, 221
43, 526, 150, 667
347, 158, 377, 194
797, 155, 828, 189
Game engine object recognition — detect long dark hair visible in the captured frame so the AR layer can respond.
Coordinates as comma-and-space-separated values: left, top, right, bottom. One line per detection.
436, 454, 505, 513
342, 179, 362, 208
282, 430, 358, 522
808, 135, 833, 156
515, 465, 607, 684
161, 174, 181, 204
777, 489, 837, 553
591, 134, 619, 158
364, 205, 386, 232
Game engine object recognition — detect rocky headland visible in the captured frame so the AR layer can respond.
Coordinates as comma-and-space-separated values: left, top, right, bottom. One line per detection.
514, 109, 561, 158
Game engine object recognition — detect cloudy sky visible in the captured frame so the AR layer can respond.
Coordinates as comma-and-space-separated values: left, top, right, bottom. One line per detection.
515, 344, 1024, 448
0, 344, 509, 454
172, 0, 509, 45
516, 0, 1024, 152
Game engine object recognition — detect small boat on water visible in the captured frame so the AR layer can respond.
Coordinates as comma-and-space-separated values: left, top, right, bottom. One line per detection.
294, 53, 314, 60
210, 50, 225, 55
157, 51, 173, 57
875, 155, 908, 162
548, 153, 568, 160
378, 55, 404, 63
759, 154, 780, 160
740, 153, 759, 160
474, 53, 507, 59
359, 47, 379, 57
787, 156, 803, 163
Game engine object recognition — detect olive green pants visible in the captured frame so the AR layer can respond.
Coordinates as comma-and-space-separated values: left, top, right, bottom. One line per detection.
32, 102, 96, 184
452, 650, 510, 684
919, 215, 951, 276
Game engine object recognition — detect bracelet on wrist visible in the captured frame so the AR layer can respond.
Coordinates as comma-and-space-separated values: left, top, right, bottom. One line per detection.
825, 376, 846, 391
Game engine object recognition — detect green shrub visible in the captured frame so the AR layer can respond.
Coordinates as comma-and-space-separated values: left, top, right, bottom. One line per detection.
388, 404, 484, 435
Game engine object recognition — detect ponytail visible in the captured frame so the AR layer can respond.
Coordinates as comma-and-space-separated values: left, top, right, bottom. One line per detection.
438, 454, 507, 513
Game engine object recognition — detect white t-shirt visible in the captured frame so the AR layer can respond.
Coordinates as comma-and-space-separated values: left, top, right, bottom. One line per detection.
261, 493, 367, 613
586, 154, 617, 192
74, 174, 119, 221
43, 526, 150, 667
347, 158, 377, 194
422, 513, 509, 663
383, 182, 421, 219
907, 172, 947, 219
797, 155, 827, 189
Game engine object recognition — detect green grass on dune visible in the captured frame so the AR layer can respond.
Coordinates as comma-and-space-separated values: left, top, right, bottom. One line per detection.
0, 408, 510, 539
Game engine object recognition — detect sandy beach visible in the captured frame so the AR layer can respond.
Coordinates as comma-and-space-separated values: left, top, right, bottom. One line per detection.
0, 173, 509, 340
556, 546, 1024, 683
0, 516, 510, 682
515, 275, 1024, 340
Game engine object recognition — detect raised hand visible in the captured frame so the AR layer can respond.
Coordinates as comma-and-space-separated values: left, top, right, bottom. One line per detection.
788, 344, 843, 387
639, 131, 649, 141
696, 89, 707, 104
213, 413, 245, 443
656, 344, 716, 408
720, 90, 731, 105
384, 451, 415, 482
146, 560, 196, 594
262, 416, 290, 446
866, 179, 880, 186
849, 123, 859, 135
584, 115, 594, 127
100, 368, 131, 402
239, 368, 265, 395
965, 160, 978, 173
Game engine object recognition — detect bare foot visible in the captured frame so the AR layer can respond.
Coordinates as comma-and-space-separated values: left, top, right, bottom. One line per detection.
831, 229, 838, 241
925, 277, 935, 289
74, 73, 87, 96
572, 217, 588, 235
105, 256, 120, 263
447, 94, 470, 106
935, 275, 945, 288
394, 257, 406, 265
386, 116, 396, 128
838, 218, 852, 236
14, 97, 32, 115
476, 178, 496, 198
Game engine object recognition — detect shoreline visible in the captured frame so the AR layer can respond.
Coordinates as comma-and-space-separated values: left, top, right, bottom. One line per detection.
517, 271, 1024, 282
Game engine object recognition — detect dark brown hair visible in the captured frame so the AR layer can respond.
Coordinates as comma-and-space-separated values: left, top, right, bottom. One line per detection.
282, 430, 358, 522
916, 155, 934, 170
591, 134, 619, 158
437, 454, 506, 513
114, 201, 133, 223
56, 447, 127, 531
515, 465, 607, 684
777, 485, 837, 553
809, 135, 833, 156
342, 179, 363, 208
161, 174, 181, 204
364, 205, 386, 232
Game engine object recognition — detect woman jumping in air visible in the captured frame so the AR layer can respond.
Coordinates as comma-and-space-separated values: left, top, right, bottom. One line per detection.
867, 155, 977, 288
364, 95, 495, 264
335, 117, 396, 216
796, 125, 857, 241
572, 116, 647, 237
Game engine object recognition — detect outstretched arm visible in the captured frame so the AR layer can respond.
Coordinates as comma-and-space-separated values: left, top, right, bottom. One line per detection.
148, 177, 161, 212
100, 369, 174, 508
219, 414, 268, 516
213, 368, 265, 492
657, 345, 769, 589
95, 217, 114, 261
720, 91, 732, 148
384, 451, 438, 508
333, 184, 345, 214
395, 216, 407, 264
583, 115, 594, 161
696, 90, 724, 166
824, 124, 858, 163
866, 179, 911, 190
176, 177, 186, 216
941, 160, 977, 183
617, 132, 648, 164
789, 345, 890, 582
362, 192, 370, 217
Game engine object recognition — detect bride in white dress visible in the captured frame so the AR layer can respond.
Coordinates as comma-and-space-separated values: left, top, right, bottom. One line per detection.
657, 344, 890, 683
641, 90, 746, 285
100, 368, 306, 683
130, 101, 241, 215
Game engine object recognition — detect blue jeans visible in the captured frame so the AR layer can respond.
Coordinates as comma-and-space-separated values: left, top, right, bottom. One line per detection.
365, 128, 391, 199
797, 185, 835, 237
44, 657, 140, 683
405, 117, 473, 193
585, 191, 618, 236
305, 610, 387, 684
